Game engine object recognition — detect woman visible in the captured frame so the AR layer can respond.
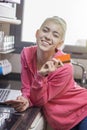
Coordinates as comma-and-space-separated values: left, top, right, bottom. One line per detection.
6, 16, 87, 130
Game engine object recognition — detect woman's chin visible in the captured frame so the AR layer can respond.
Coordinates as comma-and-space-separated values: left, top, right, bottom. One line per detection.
40, 46, 50, 52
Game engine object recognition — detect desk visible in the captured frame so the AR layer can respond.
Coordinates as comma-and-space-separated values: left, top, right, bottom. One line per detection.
0, 105, 42, 130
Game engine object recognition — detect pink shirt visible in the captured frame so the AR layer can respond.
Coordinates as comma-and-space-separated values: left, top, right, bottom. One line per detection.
21, 46, 87, 130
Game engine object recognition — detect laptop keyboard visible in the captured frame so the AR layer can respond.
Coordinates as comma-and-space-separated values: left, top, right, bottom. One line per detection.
0, 89, 10, 102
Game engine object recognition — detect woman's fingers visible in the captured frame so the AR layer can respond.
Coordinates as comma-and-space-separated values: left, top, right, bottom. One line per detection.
5, 96, 30, 112
39, 58, 64, 76
13, 102, 29, 112
52, 58, 64, 67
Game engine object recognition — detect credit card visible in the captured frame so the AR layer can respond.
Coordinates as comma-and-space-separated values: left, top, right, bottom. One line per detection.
54, 54, 71, 63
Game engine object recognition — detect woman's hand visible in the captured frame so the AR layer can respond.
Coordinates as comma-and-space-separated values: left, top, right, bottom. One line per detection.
39, 58, 63, 76
5, 96, 29, 112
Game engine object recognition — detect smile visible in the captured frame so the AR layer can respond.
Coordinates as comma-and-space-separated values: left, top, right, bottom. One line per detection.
41, 40, 52, 46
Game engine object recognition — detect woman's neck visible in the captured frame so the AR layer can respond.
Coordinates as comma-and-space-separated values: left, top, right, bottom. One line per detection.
36, 49, 55, 70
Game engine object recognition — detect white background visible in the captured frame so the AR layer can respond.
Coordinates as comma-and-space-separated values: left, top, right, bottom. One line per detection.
21, 0, 87, 45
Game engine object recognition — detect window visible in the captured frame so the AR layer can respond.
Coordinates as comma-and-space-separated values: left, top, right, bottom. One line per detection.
21, 0, 87, 45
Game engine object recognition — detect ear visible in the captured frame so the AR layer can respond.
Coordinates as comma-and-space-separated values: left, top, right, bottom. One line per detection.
56, 40, 64, 48
35, 29, 39, 38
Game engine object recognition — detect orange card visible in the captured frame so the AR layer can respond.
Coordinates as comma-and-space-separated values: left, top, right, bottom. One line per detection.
55, 54, 71, 63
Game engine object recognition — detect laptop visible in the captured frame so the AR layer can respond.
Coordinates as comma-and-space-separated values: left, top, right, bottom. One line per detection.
0, 88, 22, 103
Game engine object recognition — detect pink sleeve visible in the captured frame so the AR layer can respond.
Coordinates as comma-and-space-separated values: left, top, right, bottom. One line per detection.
20, 49, 33, 107
30, 64, 73, 106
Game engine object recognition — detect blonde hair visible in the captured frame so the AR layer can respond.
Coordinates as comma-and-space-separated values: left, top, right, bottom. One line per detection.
41, 16, 67, 40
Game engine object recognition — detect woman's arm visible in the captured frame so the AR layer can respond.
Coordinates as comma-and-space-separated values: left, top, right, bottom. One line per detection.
30, 63, 73, 106
21, 49, 33, 107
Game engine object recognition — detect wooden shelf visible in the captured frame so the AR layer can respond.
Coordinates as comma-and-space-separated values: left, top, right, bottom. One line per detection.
0, 17, 21, 25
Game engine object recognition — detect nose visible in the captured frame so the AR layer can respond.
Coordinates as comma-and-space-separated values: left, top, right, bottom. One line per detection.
45, 32, 52, 40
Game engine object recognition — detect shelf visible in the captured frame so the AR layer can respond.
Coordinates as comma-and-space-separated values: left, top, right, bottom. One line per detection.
0, 48, 15, 54
0, 17, 21, 25
0, 0, 21, 4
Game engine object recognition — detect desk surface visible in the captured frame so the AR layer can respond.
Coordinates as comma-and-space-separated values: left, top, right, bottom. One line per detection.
0, 104, 41, 130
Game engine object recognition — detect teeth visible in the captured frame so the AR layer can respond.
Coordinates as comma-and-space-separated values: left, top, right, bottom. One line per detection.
42, 41, 49, 45
44, 42, 48, 44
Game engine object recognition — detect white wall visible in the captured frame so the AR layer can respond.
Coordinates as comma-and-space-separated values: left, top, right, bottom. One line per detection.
21, 0, 87, 45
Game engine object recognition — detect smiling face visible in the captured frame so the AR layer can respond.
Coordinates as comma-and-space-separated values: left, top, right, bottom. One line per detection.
36, 18, 65, 52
